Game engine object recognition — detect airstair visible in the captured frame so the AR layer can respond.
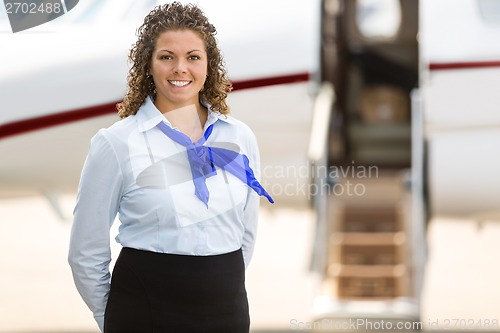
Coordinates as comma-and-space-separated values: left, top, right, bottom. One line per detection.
326, 173, 411, 300
308, 83, 425, 329
308, 0, 426, 328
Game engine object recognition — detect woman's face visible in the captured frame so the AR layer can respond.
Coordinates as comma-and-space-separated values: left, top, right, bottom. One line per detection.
150, 29, 208, 111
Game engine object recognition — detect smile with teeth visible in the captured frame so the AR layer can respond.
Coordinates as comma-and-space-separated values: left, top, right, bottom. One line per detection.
169, 80, 191, 87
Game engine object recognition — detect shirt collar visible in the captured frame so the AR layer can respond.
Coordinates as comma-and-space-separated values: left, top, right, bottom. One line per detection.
136, 96, 232, 133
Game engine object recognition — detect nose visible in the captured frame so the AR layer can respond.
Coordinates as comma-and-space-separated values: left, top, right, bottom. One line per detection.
173, 58, 187, 74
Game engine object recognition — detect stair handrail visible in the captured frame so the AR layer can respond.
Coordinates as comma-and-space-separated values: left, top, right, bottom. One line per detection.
307, 82, 335, 274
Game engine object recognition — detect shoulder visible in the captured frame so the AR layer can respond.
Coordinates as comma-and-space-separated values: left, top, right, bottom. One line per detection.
92, 115, 137, 143
215, 114, 258, 148
211, 114, 261, 161
223, 114, 253, 131
217, 114, 257, 140
87, 115, 138, 157
105, 115, 137, 136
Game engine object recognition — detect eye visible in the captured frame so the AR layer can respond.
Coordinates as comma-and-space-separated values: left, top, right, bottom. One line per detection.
189, 55, 201, 60
160, 55, 172, 60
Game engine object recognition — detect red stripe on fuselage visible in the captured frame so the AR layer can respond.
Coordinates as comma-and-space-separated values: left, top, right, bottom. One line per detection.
429, 60, 500, 71
231, 72, 310, 90
0, 72, 310, 140
0, 102, 118, 140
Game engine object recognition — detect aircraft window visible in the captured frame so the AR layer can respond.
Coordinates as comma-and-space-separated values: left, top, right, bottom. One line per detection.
355, 0, 402, 40
477, 0, 500, 24
0, 3, 11, 31
70, 0, 156, 25
122, 0, 157, 21
72, 0, 107, 24
0, 2, 7, 19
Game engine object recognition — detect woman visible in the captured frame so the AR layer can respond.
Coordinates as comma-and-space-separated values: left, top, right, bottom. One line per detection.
68, 2, 273, 333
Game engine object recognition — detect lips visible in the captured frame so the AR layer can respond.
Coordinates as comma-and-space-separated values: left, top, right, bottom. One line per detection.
168, 80, 191, 87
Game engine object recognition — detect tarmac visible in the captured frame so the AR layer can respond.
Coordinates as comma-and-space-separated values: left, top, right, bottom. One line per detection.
2, 195, 500, 332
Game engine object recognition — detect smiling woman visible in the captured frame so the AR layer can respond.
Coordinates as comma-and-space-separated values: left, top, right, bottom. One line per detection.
150, 30, 209, 127
116, 2, 232, 119
68, 2, 273, 333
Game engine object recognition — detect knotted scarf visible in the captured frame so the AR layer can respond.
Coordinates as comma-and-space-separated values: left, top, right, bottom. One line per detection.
157, 121, 274, 207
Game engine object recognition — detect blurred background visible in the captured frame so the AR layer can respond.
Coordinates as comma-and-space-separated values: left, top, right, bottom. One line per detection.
2, 0, 500, 332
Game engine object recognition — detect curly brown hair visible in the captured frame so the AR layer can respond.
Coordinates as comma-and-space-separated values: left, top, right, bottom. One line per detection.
117, 2, 232, 118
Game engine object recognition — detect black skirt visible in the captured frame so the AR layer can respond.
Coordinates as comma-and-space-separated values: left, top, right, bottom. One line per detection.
104, 247, 250, 333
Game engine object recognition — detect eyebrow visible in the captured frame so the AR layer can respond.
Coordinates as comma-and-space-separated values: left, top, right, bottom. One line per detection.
157, 49, 204, 54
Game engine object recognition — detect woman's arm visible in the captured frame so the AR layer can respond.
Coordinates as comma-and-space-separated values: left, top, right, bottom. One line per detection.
241, 130, 262, 268
68, 130, 123, 332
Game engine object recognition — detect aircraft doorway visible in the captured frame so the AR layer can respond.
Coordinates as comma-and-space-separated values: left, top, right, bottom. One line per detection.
311, 0, 424, 325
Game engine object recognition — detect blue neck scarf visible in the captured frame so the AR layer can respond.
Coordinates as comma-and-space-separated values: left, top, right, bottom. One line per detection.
156, 121, 274, 207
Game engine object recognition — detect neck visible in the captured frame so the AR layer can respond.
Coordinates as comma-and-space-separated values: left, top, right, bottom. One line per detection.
159, 104, 208, 142
153, 94, 200, 111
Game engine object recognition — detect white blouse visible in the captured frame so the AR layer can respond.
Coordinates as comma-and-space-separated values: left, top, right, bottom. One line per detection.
68, 97, 262, 331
